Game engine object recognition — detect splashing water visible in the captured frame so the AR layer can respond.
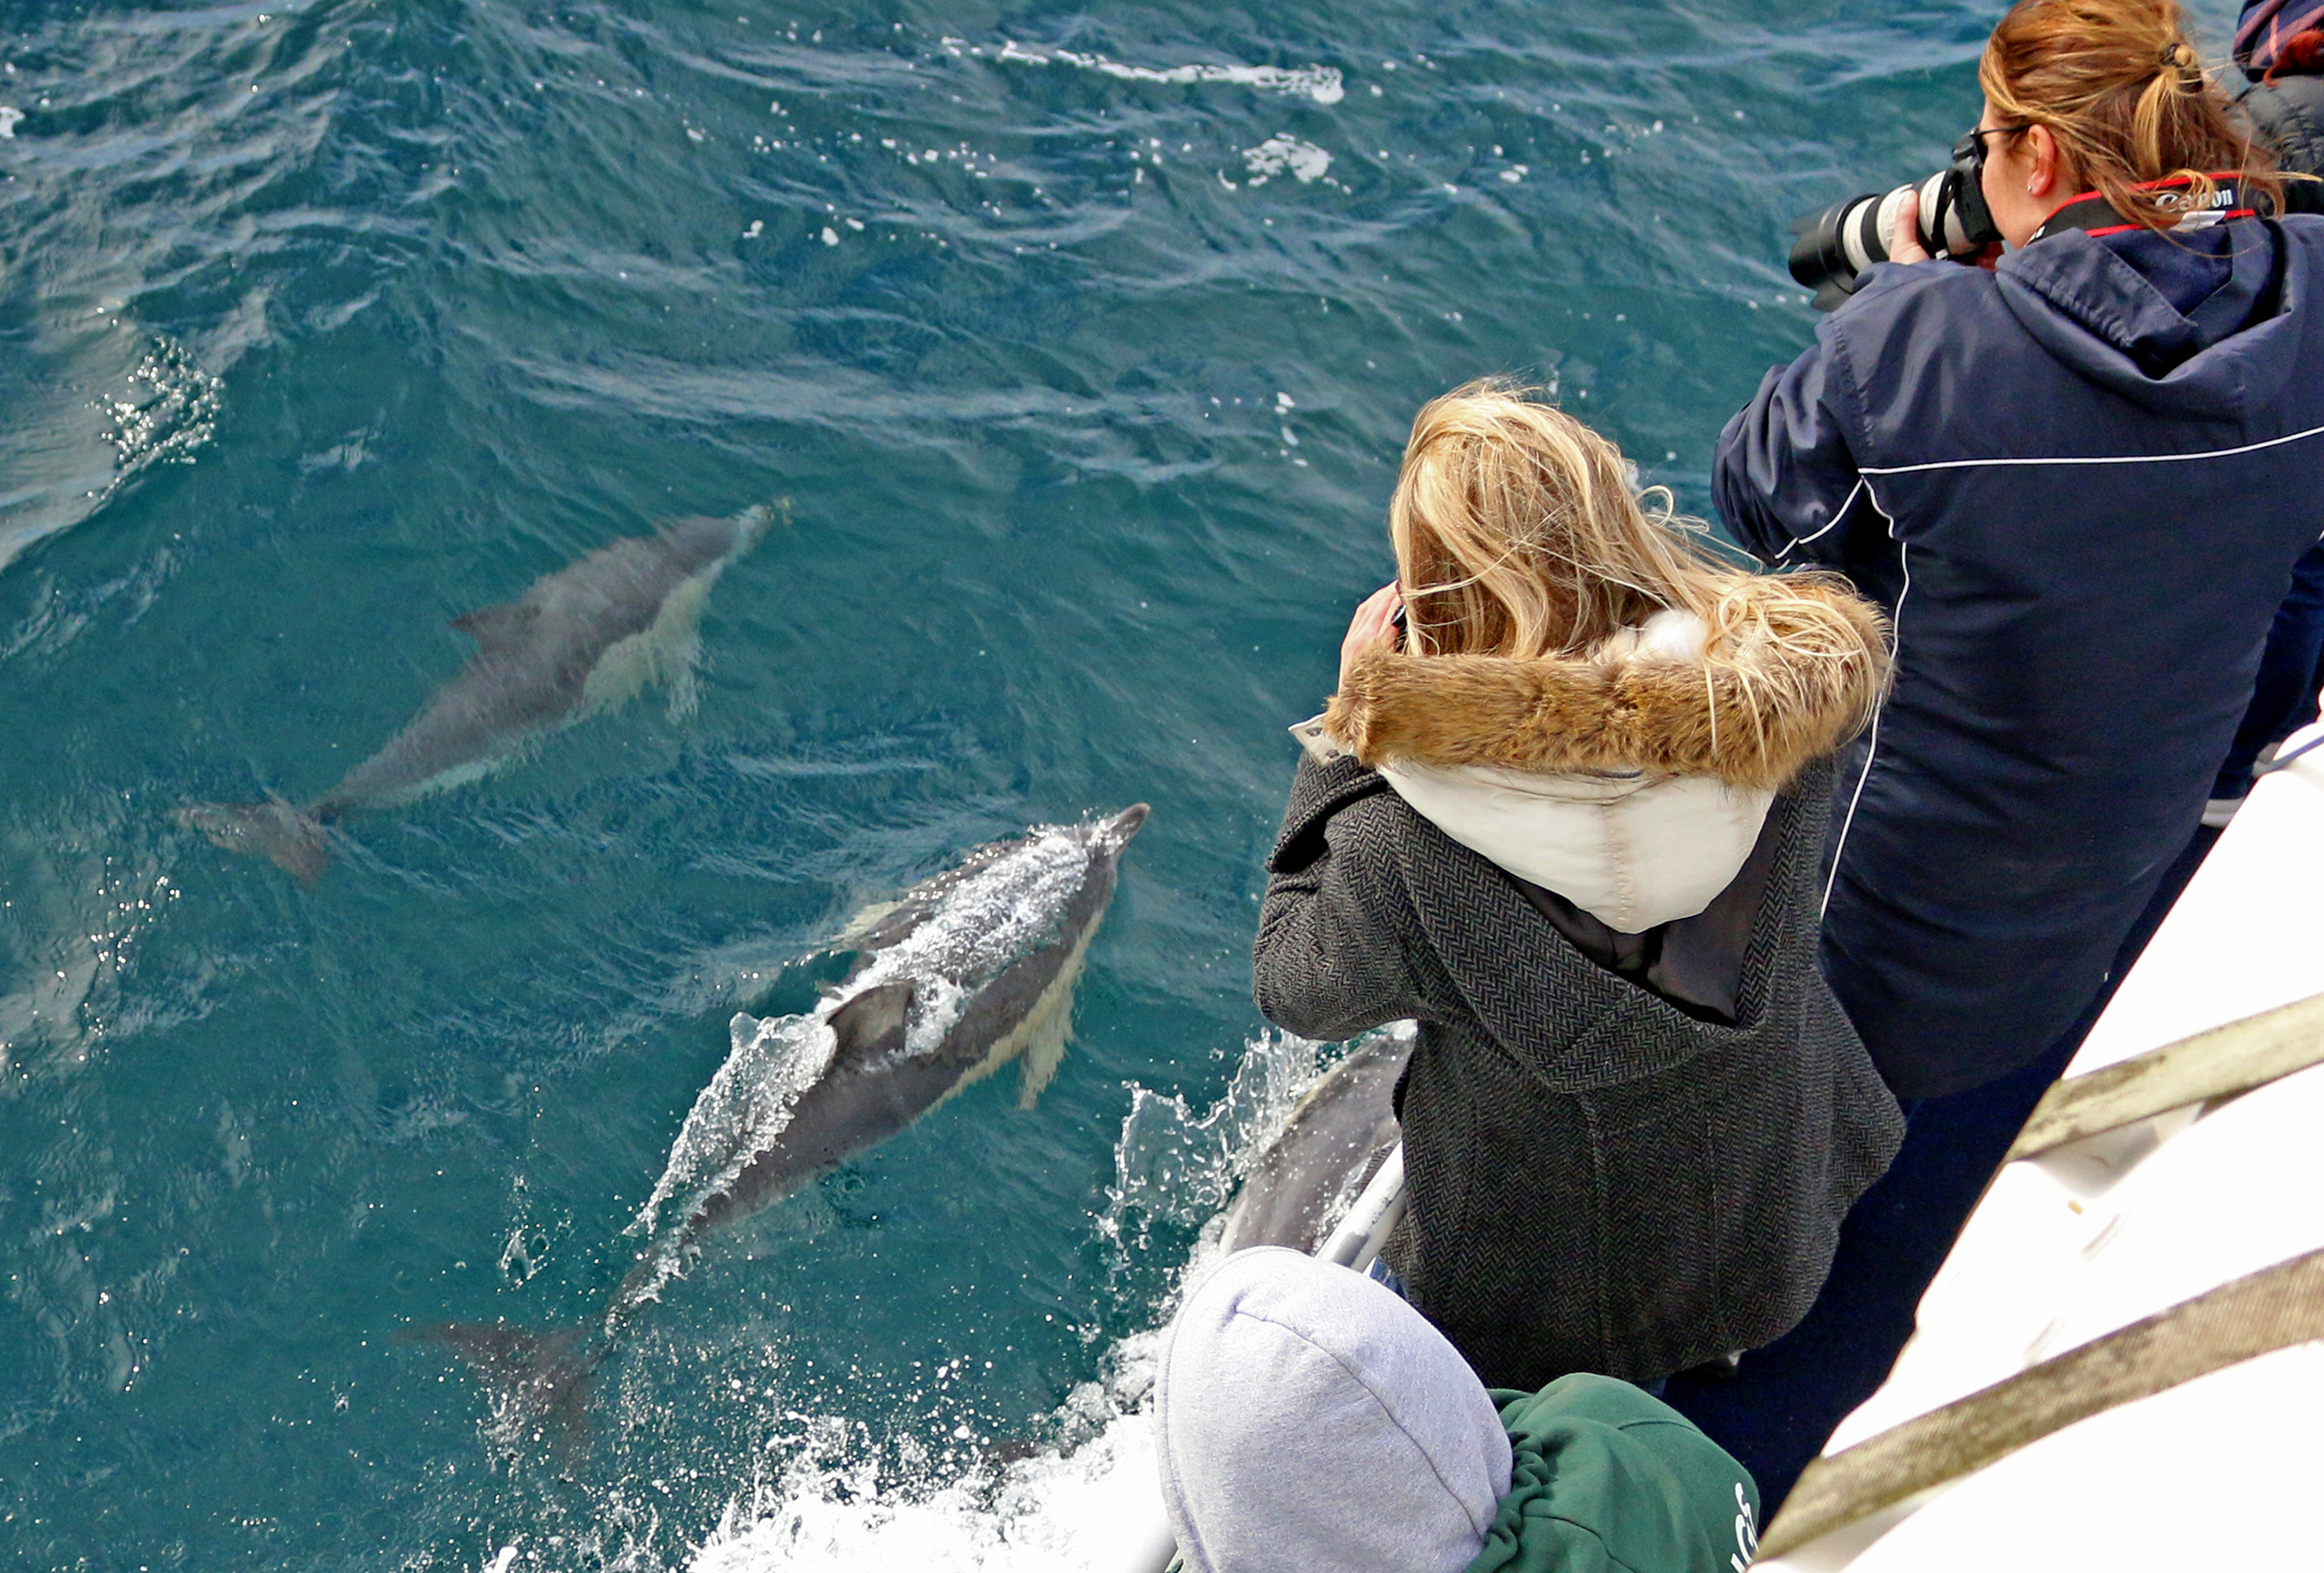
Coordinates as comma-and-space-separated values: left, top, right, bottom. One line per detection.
99, 335, 224, 485
1104, 1028, 1335, 1250
687, 1336, 1166, 1573
632, 1011, 840, 1246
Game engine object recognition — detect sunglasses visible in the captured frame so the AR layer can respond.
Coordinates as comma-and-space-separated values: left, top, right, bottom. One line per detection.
1953, 124, 2030, 176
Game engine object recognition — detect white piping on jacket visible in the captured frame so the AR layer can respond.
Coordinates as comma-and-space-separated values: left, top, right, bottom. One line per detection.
1803, 423, 2324, 911
1774, 475, 1869, 562
1858, 419, 2324, 475
1821, 478, 1906, 918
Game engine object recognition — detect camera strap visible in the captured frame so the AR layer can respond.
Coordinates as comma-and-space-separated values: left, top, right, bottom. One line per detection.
2030, 174, 2269, 243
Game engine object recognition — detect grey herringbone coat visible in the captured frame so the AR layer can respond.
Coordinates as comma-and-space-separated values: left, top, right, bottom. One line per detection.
1254, 752, 1903, 1391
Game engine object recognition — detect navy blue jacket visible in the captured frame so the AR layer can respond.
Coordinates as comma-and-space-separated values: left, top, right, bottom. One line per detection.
1717, 216, 2324, 1098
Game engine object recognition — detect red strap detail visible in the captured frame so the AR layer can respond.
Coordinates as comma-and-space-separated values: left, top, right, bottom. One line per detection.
2072, 210, 2253, 238
2041, 174, 2249, 223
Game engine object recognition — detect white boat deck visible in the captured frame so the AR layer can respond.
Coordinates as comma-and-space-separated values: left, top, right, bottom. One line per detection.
1760, 719, 2324, 1570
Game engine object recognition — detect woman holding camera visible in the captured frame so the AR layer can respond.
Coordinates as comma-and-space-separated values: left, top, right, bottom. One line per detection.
1253, 381, 1902, 1394
1684, 0, 2324, 1507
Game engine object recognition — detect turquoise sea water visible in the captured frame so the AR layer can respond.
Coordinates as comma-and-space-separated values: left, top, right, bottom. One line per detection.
0, 1, 2240, 1567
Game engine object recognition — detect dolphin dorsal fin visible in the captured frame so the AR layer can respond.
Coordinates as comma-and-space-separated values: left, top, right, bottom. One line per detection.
826, 979, 915, 1070
451, 602, 541, 649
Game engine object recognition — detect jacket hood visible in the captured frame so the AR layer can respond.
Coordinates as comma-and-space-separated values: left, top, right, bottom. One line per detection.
1368, 755, 1774, 931
1156, 1248, 1510, 1573
1317, 573, 1887, 792
1300, 580, 1885, 932
1995, 218, 2301, 417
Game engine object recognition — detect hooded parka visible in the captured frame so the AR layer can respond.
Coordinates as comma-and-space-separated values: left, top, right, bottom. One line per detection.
1717, 213, 2324, 1098
1254, 581, 1904, 1389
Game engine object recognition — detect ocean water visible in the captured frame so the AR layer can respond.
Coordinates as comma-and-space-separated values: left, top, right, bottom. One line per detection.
0, 1, 2241, 1567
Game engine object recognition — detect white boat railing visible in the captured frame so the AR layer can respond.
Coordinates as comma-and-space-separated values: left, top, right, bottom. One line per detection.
1318, 1143, 1409, 1272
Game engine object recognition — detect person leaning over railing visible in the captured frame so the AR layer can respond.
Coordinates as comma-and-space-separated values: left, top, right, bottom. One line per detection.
1664, 0, 2324, 1514
1252, 381, 1901, 1398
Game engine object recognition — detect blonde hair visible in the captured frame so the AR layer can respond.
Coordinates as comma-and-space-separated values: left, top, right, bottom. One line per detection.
1337, 382, 1890, 786
1982, 0, 2285, 232
1390, 377, 1863, 659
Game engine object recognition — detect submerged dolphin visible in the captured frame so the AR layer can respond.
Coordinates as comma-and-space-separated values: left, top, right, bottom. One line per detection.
415, 804, 1149, 1440
1219, 1030, 1408, 1256
177, 505, 776, 884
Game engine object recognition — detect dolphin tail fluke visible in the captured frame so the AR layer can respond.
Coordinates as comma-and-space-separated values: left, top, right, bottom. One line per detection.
403, 1321, 605, 1445
174, 801, 332, 887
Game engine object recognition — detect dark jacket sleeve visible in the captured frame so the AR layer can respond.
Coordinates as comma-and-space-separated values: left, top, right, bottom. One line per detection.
1713, 311, 1889, 571
1252, 754, 1435, 1041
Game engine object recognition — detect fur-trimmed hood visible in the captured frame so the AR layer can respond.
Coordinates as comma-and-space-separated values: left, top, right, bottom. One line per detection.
1293, 577, 1887, 932
1317, 573, 1888, 792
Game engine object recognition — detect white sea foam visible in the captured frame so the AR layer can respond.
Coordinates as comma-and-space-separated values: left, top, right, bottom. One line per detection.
673, 1027, 1354, 1573
0, 106, 23, 138
1240, 134, 1331, 185
689, 1351, 1164, 1573
961, 41, 1344, 105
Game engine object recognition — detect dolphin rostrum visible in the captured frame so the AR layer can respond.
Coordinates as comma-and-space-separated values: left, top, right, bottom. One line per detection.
1219, 1029, 1408, 1256
414, 804, 1150, 1440
177, 505, 776, 884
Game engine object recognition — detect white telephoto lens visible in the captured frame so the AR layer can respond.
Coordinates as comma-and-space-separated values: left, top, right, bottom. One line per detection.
1917, 172, 1955, 253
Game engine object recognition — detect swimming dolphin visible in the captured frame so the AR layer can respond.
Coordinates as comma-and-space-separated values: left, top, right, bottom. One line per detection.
414, 804, 1150, 1441
1219, 1030, 1407, 1256
177, 505, 776, 884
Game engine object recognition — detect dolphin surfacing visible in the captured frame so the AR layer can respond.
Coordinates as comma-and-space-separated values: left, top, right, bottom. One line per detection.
1219, 1029, 1409, 1256
178, 505, 776, 884
413, 804, 1149, 1441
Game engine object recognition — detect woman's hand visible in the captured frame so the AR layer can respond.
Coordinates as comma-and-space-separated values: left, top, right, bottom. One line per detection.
1887, 188, 1933, 265
1338, 584, 1404, 690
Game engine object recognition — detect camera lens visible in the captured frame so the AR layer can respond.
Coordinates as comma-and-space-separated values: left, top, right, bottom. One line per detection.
1787, 193, 1880, 309
1786, 163, 1999, 310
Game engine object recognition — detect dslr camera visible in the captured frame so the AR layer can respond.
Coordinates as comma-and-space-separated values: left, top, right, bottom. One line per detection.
1787, 132, 2005, 309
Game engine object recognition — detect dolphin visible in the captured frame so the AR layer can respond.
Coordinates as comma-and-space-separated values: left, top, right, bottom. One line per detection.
1219, 1030, 1408, 1256
413, 803, 1150, 1441
177, 505, 776, 884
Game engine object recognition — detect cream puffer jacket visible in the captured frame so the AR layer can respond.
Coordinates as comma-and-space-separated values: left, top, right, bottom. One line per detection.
1293, 579, 1888, 934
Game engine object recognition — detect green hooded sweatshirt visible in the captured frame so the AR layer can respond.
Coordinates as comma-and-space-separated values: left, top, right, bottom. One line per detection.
1463, 1375, 1761, 1573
